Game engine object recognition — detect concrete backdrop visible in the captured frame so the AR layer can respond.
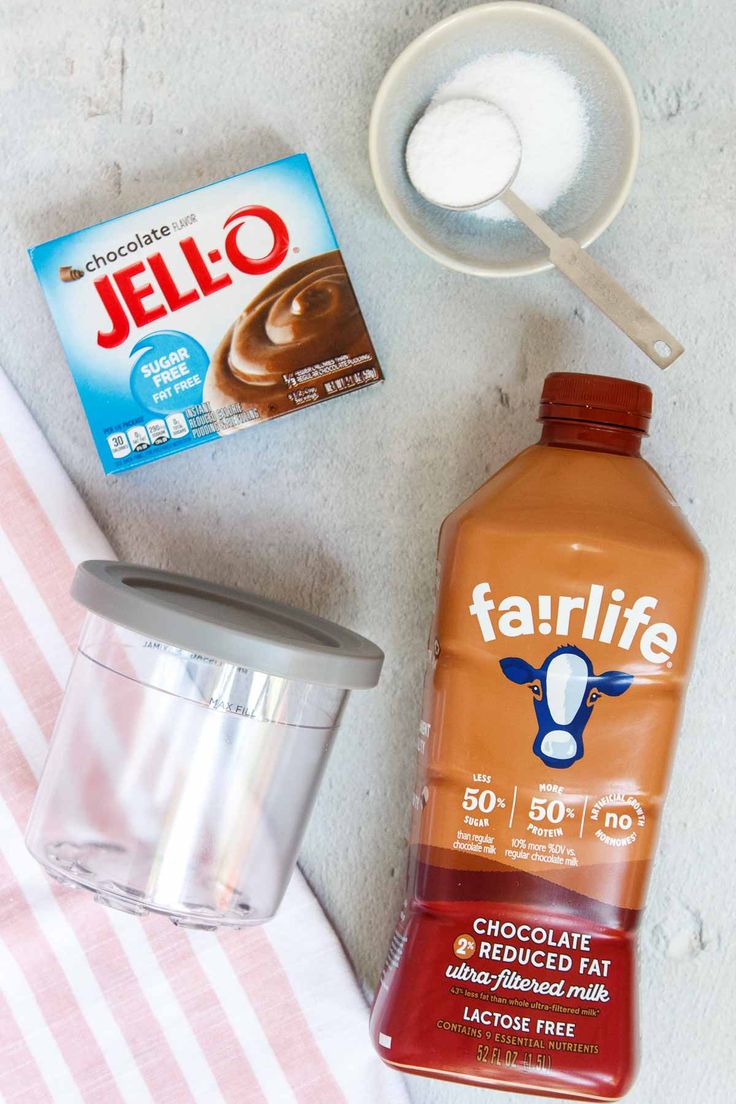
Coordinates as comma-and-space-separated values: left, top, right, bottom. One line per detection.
1, 1, 734, 1101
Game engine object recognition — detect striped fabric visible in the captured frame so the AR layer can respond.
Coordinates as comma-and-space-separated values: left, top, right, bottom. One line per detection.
0, 369, 410, 1104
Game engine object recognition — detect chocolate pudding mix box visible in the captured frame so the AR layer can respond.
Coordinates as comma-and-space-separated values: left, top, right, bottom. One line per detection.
29, 154, 382, 474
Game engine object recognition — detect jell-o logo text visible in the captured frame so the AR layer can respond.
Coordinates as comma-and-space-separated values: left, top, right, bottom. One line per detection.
90, 206, 290, 349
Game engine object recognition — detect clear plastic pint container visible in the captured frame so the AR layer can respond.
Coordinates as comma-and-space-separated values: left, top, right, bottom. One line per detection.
26, 561, 383, 929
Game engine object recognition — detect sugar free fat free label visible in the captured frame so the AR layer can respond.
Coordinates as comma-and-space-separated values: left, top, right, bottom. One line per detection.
129, 331, 209, 415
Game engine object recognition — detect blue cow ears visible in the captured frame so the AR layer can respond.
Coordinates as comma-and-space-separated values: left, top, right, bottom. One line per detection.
500, 657, 538, 684
499, 658, 633, 697
596, 670, 634, 697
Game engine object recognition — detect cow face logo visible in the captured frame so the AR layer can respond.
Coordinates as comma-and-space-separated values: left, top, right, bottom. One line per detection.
500, 645, 633, 769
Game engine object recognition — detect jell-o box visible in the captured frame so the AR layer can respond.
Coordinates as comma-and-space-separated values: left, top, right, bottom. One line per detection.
29, 154, 381, 474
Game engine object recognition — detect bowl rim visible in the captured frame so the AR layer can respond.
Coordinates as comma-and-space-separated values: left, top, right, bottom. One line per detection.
368, 0, 642, 278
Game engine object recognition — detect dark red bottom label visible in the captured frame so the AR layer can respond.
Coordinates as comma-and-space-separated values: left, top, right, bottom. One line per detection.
371, 899, 637, 1100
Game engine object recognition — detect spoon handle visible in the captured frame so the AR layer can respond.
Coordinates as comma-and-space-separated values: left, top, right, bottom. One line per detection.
503, 190, 683, 369
549, 239, 683, 369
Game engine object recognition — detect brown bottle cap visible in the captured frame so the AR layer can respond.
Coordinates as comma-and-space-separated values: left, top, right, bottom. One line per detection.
539, 372, 652, 433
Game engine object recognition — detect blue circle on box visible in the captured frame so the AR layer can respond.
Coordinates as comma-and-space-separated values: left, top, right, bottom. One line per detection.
129, 330, 208, 414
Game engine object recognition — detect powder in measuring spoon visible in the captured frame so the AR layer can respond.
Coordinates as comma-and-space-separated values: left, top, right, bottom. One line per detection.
406, 99, 522, 209
430, 51, 589, 221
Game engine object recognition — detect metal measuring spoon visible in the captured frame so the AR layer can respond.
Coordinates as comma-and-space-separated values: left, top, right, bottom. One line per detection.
406, 98, 682, 369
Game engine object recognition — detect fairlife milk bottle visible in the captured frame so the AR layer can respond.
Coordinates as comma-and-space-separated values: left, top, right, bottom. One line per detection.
371, 373, 706, 1099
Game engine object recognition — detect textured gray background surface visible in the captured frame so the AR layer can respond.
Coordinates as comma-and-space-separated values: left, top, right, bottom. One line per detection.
1, 1, 734, 1102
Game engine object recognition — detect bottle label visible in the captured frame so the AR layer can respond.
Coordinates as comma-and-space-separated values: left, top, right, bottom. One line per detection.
372, 900, 635, 1097
415, 565, 699, 912
372, 456, 704, 1097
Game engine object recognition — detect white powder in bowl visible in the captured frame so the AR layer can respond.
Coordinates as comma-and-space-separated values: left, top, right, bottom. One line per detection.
424, 51, 589, 221
406, 98, 522, 209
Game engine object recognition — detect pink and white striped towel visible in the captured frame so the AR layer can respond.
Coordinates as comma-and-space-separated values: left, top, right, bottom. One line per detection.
0, 368, 410, 1104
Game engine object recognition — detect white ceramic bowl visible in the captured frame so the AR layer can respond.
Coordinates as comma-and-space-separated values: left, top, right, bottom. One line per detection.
369, 2, 640, 277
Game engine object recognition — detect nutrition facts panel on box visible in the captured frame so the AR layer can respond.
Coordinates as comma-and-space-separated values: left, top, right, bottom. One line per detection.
106, 411, 191, 461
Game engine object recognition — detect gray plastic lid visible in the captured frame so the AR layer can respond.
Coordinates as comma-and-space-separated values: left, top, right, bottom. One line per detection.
72, 561, 384, 690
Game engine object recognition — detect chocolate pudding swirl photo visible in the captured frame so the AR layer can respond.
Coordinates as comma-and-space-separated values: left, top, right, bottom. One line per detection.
204, 249, 379, 426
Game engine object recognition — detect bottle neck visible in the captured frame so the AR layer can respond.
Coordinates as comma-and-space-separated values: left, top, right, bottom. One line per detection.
539, 418, 644, 457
